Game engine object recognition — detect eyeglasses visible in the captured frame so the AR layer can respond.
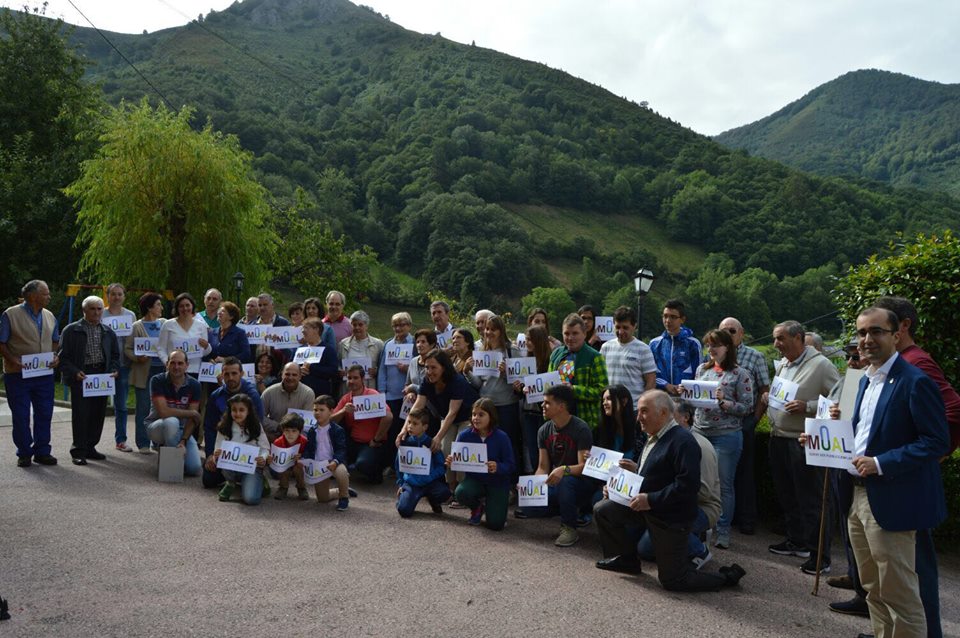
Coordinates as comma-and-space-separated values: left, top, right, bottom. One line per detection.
855, 327, 895, 338
846, 352, 860, 362
724, 328, 738, 334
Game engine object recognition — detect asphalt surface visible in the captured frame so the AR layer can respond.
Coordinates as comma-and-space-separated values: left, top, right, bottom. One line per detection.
2, 416, 958, 637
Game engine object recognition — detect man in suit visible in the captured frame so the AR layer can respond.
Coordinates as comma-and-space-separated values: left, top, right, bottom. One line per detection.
593, 390, 745, 591
842, 306, 948, 638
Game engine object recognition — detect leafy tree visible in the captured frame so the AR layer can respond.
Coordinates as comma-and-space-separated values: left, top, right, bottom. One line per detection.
0, 6, 102, 305
67, 99, 275, 295
272, 189, 378, 308
834, 231, 960, 383
521, 287, 576, 338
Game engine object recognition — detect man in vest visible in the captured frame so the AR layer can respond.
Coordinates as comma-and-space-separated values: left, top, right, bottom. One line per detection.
0, 280, 60, 467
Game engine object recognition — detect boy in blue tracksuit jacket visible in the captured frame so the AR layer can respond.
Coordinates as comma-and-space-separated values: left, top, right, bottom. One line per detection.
395, 408, 451, 517
648, 300, 703, 396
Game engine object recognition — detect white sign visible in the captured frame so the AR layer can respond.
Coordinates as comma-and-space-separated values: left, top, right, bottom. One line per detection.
517, 474, 548, 506
768, 375, 800, 412
838, 368, 867, 420
293, 346, 325, 365
20, 352, 54, 378
399, 395, 414, 419
133, 337, 160, 358
242, 363, 255, 382
449, 441, 488, 473
816, 395, 833, 419
104, 314, 134, 337
505, 357, 537, 384
803, 418, 856, 470
471, 350, 503, 378
266, 326, 303, 347
82, 373, 115, 397
582, 446, 624, 480
352, 392, 388, 419
198, 361, 223, 384
342, 355, 373, 378
286, 408, 318, 432
215, 441, 260, 475
607, 469, 645, 506
523, 371, 563, 403
385, 342, 414, 366
300, 458, 332, 484
174, 337, 202, 359
242, 324, 266, 345
436, 328, 453, 349
398, 445, 431, 476
269, 443, 300, 473
516, 333, 526, 349
595, 316, 615, 342
680, 380, 720, 409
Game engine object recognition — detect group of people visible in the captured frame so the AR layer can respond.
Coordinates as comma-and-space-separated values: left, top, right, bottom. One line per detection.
2, 280, 957, 637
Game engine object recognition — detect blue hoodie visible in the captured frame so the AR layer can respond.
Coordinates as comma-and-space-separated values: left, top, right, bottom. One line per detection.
648, 326, 703, 389
395, 433, 447, 488
454, 427, 515, 489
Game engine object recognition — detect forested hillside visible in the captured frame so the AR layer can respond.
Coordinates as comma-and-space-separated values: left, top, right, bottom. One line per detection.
715, 70, 960, 197
35, 0, 960, 330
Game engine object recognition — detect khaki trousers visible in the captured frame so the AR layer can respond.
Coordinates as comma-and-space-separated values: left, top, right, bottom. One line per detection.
313, 463, 350, 502
848, 485, 926, 638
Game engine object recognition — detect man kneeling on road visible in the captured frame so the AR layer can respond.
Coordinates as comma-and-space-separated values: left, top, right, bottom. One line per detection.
593, 390, 745, 591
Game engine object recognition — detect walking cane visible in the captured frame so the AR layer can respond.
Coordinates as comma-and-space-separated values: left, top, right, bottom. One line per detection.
812, 467, 830, 596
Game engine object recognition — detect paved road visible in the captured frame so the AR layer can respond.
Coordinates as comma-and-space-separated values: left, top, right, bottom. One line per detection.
1, 414, 957, 637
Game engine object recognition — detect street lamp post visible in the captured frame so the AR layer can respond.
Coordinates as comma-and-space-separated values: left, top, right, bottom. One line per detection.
634, 268, 655, 340
232, 271, 245, 306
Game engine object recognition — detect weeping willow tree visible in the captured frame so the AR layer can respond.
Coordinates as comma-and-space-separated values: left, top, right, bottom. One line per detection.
66, 98, 276, 296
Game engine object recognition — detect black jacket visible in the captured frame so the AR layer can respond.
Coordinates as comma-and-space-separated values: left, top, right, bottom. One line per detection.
636, 424, 701, 525
57, 320, 121, 382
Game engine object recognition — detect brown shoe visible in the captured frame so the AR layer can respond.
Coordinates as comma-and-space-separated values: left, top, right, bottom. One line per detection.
827, 574, 853, 590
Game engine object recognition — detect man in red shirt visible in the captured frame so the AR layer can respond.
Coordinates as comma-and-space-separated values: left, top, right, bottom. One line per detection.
332, 365, 392, 483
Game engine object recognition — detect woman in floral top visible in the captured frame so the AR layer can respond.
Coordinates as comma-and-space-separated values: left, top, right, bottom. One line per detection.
692, 328, 754, 550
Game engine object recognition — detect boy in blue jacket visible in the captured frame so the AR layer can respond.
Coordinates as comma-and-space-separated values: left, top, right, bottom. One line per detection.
305, 395, 353, 511
648, 299, 702, 397
396, 408, 451, 517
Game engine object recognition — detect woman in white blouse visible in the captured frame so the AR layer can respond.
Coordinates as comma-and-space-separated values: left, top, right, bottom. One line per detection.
157, 292, 212, 375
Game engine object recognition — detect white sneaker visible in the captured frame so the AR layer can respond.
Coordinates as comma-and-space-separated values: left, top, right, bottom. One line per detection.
115, 442, 134, 453
138, 447, 154, 454
691, 549, 713, 570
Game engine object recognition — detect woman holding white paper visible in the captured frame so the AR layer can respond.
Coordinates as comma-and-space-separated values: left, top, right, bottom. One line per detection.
467, 315, 522, 484
378, 312, 415, 460
516, 325, 552, 473
450, 328, 475, 375
691, 328, 754, 550
596, 385, 638, 458
299, 318, 339, 397
125, 293, 167, 453
157, 293, 211, 375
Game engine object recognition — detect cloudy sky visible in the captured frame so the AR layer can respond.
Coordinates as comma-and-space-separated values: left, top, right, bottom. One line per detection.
6, 0, 958, 135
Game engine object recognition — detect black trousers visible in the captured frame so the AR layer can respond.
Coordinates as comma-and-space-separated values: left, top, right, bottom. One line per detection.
768, 435, 831, 554
594, 499, 728, 591
69, 364, 108, 458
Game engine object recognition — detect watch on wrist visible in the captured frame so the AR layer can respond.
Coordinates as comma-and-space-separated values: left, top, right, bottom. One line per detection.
563, 465, 571, 476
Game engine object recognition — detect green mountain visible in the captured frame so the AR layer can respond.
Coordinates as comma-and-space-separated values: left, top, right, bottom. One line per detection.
58, 1, 960, 316
715, 69, 960, 197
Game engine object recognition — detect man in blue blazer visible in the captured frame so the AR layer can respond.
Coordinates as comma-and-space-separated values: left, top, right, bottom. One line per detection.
840, 307, 948, 638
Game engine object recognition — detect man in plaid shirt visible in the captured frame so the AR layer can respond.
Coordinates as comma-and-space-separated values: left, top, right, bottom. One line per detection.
719, 317, 770, 535
549, 313, 609, 430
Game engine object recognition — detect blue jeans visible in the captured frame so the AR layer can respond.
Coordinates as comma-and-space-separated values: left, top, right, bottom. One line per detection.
4, 372, 54, 458
521, 410, 543, 473
133, 366, 164, 450
348, 439, 386, 483
518, 475, 595, 528
496, 403, 521, 482
221, 468, 264, 505
146, 417, 202, 476
706, 430, 742, 536
638, 508, 709, 560
397, 479, 451, 517
113, 365, 131, 443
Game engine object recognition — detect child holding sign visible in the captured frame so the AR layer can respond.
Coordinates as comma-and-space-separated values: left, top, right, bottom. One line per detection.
205, 395, 270, 505
270, 413, 309, 501
447, 398, 515, 530
396, 409, 450, 517
306, 395, 353, 511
